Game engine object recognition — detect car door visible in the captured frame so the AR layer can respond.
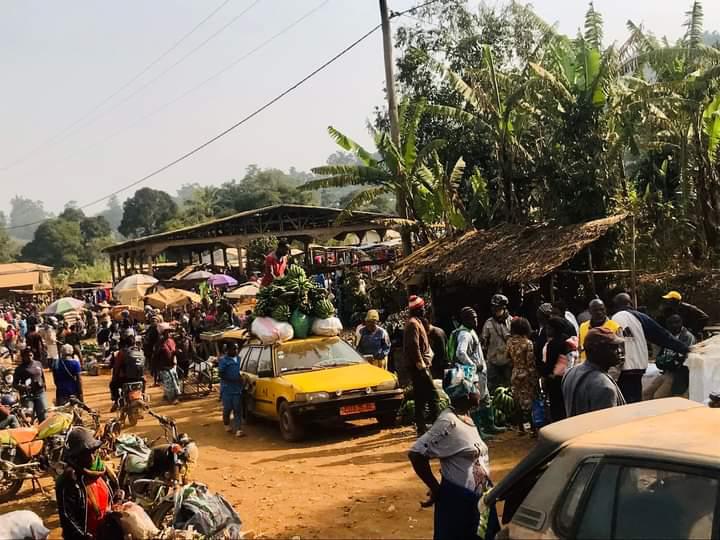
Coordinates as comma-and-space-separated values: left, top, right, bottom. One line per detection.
253, 346, 276, 417
240, 346, 261, 416
555, 458, 720, 539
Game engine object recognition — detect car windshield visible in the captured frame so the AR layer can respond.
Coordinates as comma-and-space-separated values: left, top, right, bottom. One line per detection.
277, 338, 365, 373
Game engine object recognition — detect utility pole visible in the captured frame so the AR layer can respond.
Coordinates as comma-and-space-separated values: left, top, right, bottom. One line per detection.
379, 0, 400, 147
380, 0, 412, 254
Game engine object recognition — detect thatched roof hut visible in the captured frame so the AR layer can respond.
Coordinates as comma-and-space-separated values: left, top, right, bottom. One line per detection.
394, 214, 626, 287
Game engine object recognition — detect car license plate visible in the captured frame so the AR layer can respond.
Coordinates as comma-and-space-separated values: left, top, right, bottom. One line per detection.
340, 402, 376, 416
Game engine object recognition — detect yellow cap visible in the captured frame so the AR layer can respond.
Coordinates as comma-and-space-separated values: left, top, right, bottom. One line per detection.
662, 291, 682, 301
365, 309, 380, 322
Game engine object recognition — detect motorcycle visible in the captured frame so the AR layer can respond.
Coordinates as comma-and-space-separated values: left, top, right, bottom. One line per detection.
116, 409, 198, 527
117, 380, 149, 427
0, 369, 31, 428
0, 397, 99, 502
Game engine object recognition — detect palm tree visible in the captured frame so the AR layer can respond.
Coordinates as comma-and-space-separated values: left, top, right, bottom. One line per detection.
301, 98, 448, 247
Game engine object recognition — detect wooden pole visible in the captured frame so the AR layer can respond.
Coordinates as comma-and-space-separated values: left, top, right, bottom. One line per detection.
631, 214, 638, 307
587, 248, 596, 296
549, 273, 556, 303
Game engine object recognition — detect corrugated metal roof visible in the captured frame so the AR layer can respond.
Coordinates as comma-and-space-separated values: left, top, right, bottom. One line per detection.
0, 263, 53, 275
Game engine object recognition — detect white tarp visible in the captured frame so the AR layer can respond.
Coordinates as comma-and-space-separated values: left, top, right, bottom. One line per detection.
686, 334, 720, 404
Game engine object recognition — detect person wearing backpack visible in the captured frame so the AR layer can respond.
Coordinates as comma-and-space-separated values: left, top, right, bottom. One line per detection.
52, 344, 84, 405
109, 333, 145, 409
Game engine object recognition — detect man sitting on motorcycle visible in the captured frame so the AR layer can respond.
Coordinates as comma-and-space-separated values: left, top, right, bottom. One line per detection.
110, 334, 145, 411
56, 427, 119, 540
13, 349, 48, 422
0, 397, 20, 429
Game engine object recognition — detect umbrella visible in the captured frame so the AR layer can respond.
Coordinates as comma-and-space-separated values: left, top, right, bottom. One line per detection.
208, 274, 238, 288
113, 274, 158, 295
45, 297, 85, 315
225, 282, 260, 300
145, 288, 202, 310
113, 274, 158, 306
110, 305, 146, 323
185, 270, 214, 280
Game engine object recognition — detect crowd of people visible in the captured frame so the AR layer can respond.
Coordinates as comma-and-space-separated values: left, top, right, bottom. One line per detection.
384, 289, 708, 539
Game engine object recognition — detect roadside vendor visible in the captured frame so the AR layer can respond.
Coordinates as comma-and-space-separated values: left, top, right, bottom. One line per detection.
261, 241, 290, 287
356, 310, 391, 370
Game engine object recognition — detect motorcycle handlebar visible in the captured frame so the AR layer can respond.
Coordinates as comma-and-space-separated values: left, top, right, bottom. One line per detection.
148, 409, 175, 426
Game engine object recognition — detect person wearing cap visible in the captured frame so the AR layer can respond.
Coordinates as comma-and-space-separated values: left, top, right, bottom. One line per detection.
480, 294, 513, 392
404, 296, 438, 435
612, 292, 691, 403
562, 327, 626, 417
52, 344, 84, 406
356, 310, 391, 370
408, 373, 490, 540
660, 290, 709, 338
157, 324, 181, 405
56, 427, 118, 540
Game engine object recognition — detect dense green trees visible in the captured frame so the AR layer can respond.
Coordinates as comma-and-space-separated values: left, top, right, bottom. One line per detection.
119, 187, 178, 238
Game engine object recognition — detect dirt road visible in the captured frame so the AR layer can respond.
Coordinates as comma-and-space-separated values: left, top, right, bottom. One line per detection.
3, 371, 534, 539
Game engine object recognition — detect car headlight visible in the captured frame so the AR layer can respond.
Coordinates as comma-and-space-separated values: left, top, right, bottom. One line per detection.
295, 391, 330, 402
374, 379, 399, 391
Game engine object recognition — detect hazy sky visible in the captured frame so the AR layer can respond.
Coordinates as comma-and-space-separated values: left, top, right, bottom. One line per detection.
2, 0, 717, 218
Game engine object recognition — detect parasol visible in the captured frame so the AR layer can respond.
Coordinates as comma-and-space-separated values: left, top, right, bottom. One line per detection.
145, 288, 202, 310
45, 297, 85, 315
225, 282, 260, 300
185, 270, 214, 280
208, 274, 238, 288
113, 274, 158, 306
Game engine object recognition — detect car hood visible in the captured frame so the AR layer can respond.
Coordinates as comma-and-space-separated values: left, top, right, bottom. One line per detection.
280, 363, 396, 393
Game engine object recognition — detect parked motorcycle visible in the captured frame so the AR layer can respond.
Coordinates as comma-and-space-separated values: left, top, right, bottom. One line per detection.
0, 397, 99, 502
116, 409, 198, 527
117, 381, 149, 427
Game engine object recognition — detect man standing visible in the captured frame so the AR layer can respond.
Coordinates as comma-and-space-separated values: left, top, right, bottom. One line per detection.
403, 296, 438, 435
427, 323, 449, 381
562, 327, 626, 416
261, 241, 290, 287
25, 325, 46, 368
612, 293, 691, 402
578, 299, 621, 363
644, 314, 696, 400
52, 344, 83, 406
480, 294, 512, 392
41, 318, 59, 369
356, 310, 391, 370
660, 291, 709, 338
156, 325, 181, 405
449, 307, 503, 437
219, 342, 246, 438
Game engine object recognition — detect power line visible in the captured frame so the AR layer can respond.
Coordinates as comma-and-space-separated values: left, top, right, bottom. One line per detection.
23, 0, 331, 177
0, 0, 253, 172
7, 23, 383, 231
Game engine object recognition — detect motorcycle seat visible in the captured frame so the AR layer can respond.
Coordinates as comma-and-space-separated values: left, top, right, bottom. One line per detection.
6, 427, 38, 444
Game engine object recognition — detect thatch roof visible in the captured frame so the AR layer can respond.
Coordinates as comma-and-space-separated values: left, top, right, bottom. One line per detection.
394, 214, 626, 287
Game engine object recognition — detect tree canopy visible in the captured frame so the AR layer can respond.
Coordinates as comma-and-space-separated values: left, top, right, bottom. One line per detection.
119, 187, 178, 238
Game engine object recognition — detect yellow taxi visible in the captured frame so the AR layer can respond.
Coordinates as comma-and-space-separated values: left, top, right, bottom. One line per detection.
237, 336, 403, 441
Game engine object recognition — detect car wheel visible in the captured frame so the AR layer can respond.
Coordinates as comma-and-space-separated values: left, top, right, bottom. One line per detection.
376, 412, 397, 429
278, 401, 304, 442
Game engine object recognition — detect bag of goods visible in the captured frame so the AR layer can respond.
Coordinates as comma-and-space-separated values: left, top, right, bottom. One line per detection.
113, 502, 160, 540
0, 511, 50, 540
172, 482, 243, 540
290, 308, 312, 339
311, 317, 343, 337
251, 317, 294, 344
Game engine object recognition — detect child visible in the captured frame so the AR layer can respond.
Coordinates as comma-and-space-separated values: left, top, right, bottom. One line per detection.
507, 317, 538, 434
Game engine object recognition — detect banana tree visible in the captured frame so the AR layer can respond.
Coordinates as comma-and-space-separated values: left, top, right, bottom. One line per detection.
302, 99, 447, 247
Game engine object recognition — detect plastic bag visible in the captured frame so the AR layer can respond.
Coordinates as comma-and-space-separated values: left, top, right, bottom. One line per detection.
311, 317, 343, 337
251, 317, 294, 344
0, 511, 49, 540
173, 482, 242, 539
290, 309, 312, 339
115, 434, 151, 473
115, 502, 159, 540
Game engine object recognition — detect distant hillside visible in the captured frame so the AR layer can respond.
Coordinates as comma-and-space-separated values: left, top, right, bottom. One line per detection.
704, 31, 720, 46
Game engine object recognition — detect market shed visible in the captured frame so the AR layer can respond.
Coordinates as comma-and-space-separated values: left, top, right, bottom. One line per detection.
103, 204, 397, 284
395, 215, 625, 286
394, 215, 626, 321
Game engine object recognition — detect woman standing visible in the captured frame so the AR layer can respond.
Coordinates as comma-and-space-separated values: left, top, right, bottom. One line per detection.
541, 316, 577, 423
507, 317, 538, 434
408, 377, 490, 540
